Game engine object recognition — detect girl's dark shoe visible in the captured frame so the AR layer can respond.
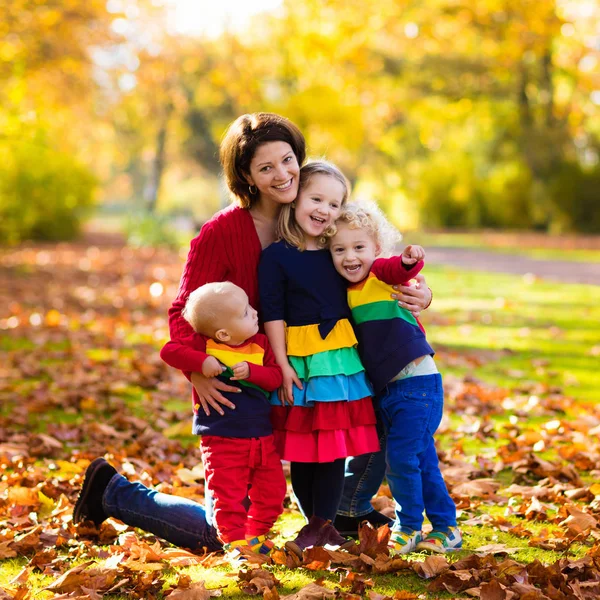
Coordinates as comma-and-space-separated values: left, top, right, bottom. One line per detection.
317, 522, 356, 551
285, 515, 328, 558
333, 510, 392, 537
73, 458, 117, 526
285, 516, 356, 558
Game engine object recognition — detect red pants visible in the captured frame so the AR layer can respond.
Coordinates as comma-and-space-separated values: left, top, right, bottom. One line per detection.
200, 434, 286, 543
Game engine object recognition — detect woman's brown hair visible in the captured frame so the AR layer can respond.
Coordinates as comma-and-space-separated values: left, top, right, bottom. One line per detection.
220, 113, 306, 208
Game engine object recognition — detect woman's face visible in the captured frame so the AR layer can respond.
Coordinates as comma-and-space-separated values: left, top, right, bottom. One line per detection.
246, 141, 300, 208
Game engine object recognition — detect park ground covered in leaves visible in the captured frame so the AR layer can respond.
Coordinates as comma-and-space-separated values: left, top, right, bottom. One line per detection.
1, 235, 600, 599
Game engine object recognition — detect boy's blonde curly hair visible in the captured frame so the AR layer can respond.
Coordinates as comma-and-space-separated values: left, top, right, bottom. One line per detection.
324, 200, 402, 256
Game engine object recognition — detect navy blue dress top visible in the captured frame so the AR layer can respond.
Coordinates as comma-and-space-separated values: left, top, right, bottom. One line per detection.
258, 241, 351, 338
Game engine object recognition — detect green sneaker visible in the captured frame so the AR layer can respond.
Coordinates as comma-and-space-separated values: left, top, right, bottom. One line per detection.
416, 527, 462, 554
389, 529, 422, 555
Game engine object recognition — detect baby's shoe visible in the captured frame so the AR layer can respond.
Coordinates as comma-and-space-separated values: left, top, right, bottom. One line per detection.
223, 538, 249, 560
389, 529, 422, 555
416, 527, 462, 554
247, 534, 275, 556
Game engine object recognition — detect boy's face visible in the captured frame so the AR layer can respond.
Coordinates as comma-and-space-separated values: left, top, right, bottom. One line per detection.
330, 222, 379, 284
219, 287, 259, 345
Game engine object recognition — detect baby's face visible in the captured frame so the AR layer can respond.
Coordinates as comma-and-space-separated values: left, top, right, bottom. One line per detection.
330, 222, 378, 284
220, 287, 259, 345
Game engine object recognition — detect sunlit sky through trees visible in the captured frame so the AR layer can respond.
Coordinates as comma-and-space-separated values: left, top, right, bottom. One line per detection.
166, 0, 283, 37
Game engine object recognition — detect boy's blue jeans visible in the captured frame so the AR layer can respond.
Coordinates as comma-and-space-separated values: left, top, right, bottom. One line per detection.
379, 373, 456, 532
103, 473, 222, 551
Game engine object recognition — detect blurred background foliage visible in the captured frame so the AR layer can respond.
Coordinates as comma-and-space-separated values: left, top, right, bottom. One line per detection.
1, 0, 599, 243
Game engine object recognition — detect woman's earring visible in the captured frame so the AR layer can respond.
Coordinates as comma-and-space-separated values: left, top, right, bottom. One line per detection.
248, 184, 258, 195
291, 201, 296, 208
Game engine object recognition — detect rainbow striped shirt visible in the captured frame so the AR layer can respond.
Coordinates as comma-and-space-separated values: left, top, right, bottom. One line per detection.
161, 333, 282, 437
348, 257, 434, 393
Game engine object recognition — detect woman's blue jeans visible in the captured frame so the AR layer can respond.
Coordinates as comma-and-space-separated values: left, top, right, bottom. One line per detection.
337, 405, 388, 518
379, 373, 456, 532
103, 473, 222, 551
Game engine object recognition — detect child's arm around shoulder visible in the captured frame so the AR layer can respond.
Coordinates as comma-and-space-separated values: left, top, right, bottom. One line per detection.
372, 245, 426, 285
160, 334, 224, 378
241, 334, 283, 392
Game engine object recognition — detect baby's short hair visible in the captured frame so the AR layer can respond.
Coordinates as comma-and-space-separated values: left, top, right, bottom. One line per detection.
182, 281, 241, 337
328, 200, 401, 255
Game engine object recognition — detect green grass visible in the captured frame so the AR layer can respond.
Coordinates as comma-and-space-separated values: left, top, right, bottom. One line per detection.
423, 266, 600, 402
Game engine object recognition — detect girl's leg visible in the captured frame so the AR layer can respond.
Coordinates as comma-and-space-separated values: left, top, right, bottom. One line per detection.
313, 459, 345, 521
290, 462, 316, 518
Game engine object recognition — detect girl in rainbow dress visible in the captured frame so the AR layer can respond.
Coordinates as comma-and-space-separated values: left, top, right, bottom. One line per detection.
258, 162, 380, 557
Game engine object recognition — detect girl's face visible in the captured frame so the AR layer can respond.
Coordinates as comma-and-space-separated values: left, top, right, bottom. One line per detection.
329, 221, 379, 283
294, 174, 344, 248
247, 141, 300, 208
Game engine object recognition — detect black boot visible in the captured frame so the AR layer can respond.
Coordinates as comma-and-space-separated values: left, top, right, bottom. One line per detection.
73, 458, 117, 526
333, 510, 392, 538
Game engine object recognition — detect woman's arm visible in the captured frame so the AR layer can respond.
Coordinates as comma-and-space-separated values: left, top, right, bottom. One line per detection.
168, 222, 229, 340
392, 273, 432, 318
264, 320, 302, 406
168, 221, 240, 413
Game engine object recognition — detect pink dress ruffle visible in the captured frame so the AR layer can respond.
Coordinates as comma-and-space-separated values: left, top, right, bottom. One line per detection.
271, 397, 379, 463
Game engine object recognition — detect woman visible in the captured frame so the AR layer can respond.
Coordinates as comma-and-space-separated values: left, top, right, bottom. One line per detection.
73, 112, 432, 550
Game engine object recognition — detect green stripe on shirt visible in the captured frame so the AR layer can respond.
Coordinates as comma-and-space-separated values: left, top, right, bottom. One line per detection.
351, 300, 418, 326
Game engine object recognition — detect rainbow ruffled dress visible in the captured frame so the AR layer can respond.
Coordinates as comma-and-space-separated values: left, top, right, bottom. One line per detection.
258, 241, 379, 463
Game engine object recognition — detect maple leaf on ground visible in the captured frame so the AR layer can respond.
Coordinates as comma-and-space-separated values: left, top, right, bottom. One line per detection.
452, 479, 502, 499
427, 568, 477, 595
166, 581, 213, 600
356, 522, 390, 558
264, 587, 280, 600
324, 549, 361, 567
474, 543, 520, 556
338, 571, 374, 595
371, 554, 411, 574
0, 585, 31, 600
412, 555, 449, 579
271, 548, 303, 569
479, 579, 516, 600
43, 561, 95, 593
237, 568, 280, 595
303, 546, 332, 570
559, 505, 598, 538
280, 582, 336, 599
0, 541, 17, 559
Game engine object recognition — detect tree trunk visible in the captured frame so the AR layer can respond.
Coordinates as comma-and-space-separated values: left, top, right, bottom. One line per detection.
144, 102, 173, 214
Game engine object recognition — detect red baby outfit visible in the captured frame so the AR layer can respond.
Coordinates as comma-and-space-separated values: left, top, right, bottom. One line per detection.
160, 332, 285, 543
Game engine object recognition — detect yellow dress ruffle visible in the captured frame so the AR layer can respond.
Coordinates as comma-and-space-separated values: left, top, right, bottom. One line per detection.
285, 318, 358, 357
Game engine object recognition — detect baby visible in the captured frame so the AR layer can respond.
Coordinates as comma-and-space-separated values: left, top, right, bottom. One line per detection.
160, 281, 285, 556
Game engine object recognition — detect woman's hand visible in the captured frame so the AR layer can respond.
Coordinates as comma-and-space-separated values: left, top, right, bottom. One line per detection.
278, 363, 302, 406
191, 371, 241, 416
391, 273, 432, 318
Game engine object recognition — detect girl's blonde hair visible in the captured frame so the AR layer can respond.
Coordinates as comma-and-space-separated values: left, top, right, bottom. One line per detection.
277, 160, 350, 250
328, 200, 402, 256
